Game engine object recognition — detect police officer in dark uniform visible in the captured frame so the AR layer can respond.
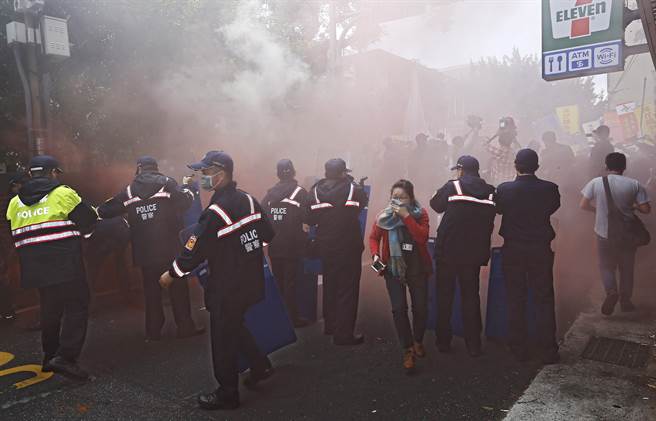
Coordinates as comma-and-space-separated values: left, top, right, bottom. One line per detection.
495, 149, 561, 364
98, 156, 203, 340
262, 159, 311, 328
159, 151, 275, 410
307, 158, 368, 345
430, 156, 496, 357
6, 156, 97, 379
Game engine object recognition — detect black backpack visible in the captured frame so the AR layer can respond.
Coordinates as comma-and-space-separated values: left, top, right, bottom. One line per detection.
602, 176, 650, 248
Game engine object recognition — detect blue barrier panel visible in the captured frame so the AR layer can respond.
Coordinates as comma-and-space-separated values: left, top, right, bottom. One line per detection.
427, 238, 464, 336
484, 247, 536, 339
240, 262, 297, 371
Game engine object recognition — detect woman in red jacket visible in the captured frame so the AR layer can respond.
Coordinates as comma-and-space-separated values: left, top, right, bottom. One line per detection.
369, 179, 432, 374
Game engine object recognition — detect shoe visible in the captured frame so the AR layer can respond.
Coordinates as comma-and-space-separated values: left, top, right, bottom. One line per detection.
41, 356, 54, 373
47, 356, 89, 380
620, 299, 636, 313
436, 342, 451, 353
333, 334, 365, 346
601, 293, 619, 315
197, 389, 239, 411
509, 346, 529, 363
243, 359, 275, 390
293, 318, 312, 328
1, 310, 16, 323
145, 334, 161, 343
413, 342, 426, 358
403, 348, 415, 374
541, 351, 560, 365
177, 325, 206, 339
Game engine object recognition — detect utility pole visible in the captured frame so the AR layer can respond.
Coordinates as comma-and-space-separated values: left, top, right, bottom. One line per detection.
23, 9, 46, 157
7, 1, 70, 159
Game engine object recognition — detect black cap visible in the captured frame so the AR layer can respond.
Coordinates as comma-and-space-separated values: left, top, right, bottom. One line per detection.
188, 150, 234, 174
451, 155, 480, 173
136, 156, 158, 170
514, 148, 539, 172
277, 159, 295, 178
324, 158, 351, 179
593, 125, 610, 138
28, 155, 62, 173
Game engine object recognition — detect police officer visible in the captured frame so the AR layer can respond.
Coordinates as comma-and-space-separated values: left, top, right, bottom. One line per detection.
159, 151, 275, 410
496, 149, 561, 364
262, 159, 311, 328
98, 156, 203, 341
307, 158, 368, 345
5, 156, 96, 379
430, 156, 496, 357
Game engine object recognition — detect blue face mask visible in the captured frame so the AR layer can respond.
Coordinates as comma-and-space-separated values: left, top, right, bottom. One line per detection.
200, 174, 217, 191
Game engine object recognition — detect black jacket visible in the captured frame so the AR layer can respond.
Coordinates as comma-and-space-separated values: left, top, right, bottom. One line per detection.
495, 175, 560, 245
306, 177, 368, 257
97, 171, 194, 267
430, 175, 496, 266
169, 182, 274, 312
262, 179, 309, 259
12, 177, 96, 288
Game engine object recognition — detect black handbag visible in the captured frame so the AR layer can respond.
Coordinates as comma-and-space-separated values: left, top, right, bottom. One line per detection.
602, 176, 650, 248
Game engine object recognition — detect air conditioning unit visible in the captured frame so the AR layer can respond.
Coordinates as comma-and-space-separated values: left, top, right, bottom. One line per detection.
13, 0, 45, 13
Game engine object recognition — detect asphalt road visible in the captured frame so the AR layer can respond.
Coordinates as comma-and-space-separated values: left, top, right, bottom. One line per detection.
0, 269, 542, 421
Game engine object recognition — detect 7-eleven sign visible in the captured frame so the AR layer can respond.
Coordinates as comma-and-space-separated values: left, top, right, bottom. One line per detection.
551, 0, 612, 39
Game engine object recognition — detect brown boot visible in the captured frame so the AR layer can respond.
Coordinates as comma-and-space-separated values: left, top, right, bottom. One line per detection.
413, 342, 426, 358
403, 348, 415, 374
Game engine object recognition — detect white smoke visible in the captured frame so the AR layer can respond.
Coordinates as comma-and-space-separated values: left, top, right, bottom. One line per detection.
220, 0, 309, 112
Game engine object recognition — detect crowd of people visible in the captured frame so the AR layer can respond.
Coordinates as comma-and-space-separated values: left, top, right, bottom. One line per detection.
0, 117, 653, 411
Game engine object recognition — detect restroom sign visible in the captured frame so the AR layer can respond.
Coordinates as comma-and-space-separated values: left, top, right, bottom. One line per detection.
542, 0, 624, 81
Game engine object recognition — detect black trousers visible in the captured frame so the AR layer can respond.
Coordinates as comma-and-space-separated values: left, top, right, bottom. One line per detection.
210, 304, 267, 395
0, 254, 12, 315
321, 251, 362, 341
270, 257, 301, 322
384, 273, 428, 349
141, 262, 194, 337
502, 244, 558, 354
436, 264, 482, 347
38, 278, 89, 362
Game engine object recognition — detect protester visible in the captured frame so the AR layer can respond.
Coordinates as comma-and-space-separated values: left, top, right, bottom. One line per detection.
369, 179, 431, 373
588, 125, 614, 178
486, 116, 519, 185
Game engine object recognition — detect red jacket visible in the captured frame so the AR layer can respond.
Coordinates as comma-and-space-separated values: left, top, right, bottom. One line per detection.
368, 208, 433, 276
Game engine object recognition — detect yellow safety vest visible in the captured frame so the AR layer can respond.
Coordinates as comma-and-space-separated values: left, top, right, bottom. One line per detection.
6, 185, 82, 249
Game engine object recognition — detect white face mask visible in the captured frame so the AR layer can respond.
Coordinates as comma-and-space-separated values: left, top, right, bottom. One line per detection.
200, 172, 221, 191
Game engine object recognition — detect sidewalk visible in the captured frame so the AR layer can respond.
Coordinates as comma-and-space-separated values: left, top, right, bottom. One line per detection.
505, 304, 656, 421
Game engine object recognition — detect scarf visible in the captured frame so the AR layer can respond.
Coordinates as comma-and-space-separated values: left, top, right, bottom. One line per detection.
376, 202, 423, 282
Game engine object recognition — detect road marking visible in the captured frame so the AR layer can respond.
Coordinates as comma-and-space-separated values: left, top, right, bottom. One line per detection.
0, 351, 54, 390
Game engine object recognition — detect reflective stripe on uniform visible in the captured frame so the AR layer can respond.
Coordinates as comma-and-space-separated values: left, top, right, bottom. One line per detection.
289, 186, 302, 201
123, 186, 170, 206
172, 259, 188, 277
448, 180, 495, 205
311, 202, 333, 210
448, 196, 495, 205
209, 204, 233, 225
217, 213, 262, 238
14, 230, 81, 248
345, 184, 359, 207
281, 198, 300, 207
11, 220, 74, 236
246, 194, 255, 214
123, 197, 141, 206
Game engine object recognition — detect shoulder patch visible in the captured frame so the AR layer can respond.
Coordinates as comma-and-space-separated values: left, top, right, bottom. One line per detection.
184, 235, 198, 251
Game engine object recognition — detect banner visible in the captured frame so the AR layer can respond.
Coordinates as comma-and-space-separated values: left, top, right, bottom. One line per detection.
556, 105, 580, 134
